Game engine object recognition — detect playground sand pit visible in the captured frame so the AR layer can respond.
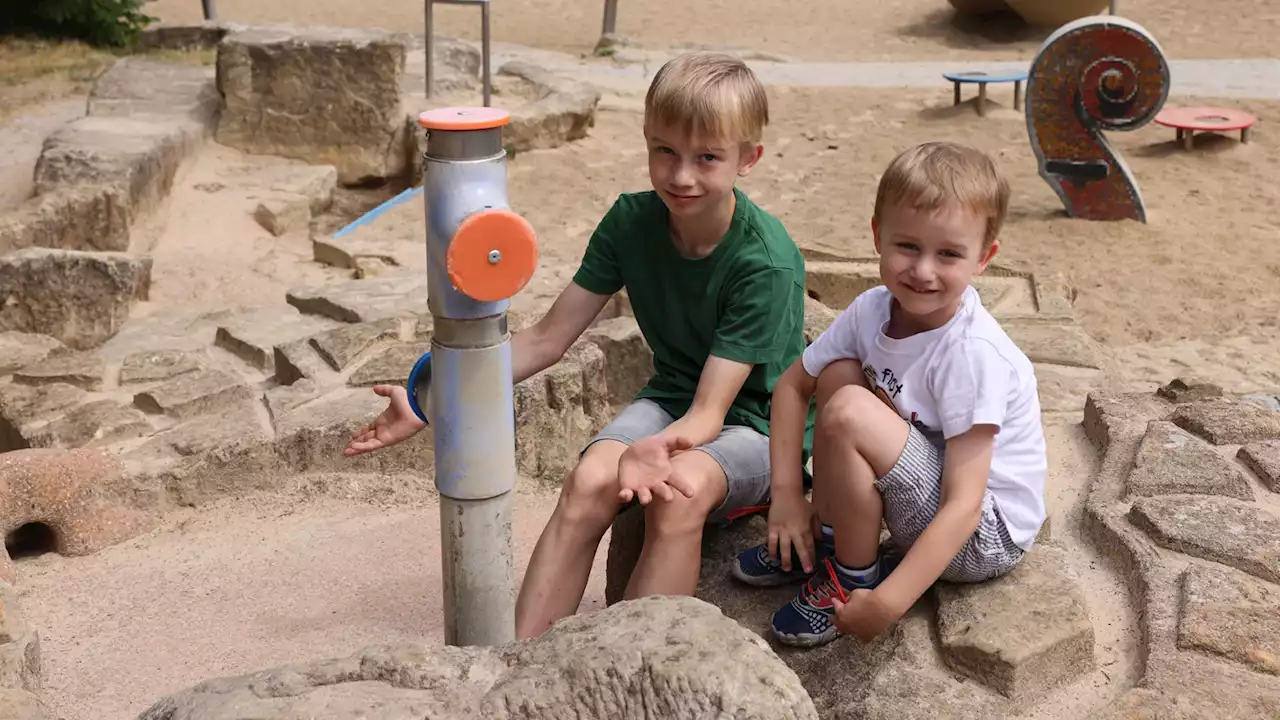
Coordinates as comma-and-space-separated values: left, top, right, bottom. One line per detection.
145, 0, 1280, 62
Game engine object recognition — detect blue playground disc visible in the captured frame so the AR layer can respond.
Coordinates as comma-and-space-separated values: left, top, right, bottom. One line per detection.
942, 69, 1028, 84
407, 350, 432, 425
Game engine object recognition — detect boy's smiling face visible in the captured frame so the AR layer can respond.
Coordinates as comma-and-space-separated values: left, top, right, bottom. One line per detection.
644, 121, 762, 220
873, 199, 999, 331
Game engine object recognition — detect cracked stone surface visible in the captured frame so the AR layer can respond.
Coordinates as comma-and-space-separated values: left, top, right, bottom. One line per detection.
1083, 384, 1280, 718
1239, 441, 1280, 492
1126, 420, 1254, 500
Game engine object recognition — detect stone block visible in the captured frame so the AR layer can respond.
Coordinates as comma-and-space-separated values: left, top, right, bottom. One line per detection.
213, 306, 338, 373
1003, 322, 1103, 369
802, 294, 838, 344
120, 349, 203, 385
1178, 564, 1280, 676
0, 689, 45, 720
33, 114, 204, 219
0, 332, 66, 376
310, 319, 400, 372
30, 400, 152, 449
514, 341, 611, 485
347, 341, 429, 387
133, 368, 253, 420
287, 273, 429, 323
11, 352, 105, 391
87, 57, 220, 127
1157, 377, 1224, 404
270, 387, 434, 476
273, 339, 332, 386
0, 248, 152, 351
216, 25, 408, 184
1129, 496, 1280, 584
583, 316, 653, 407
498, 61, 600, 153
135, 596, 818, 720
0, 185, 130, 255
254, 197, 311, 236
312, 233, 411, 271
0, 383, 86, 452
1239, 441, 1280, 492
1173, 398, 1280, 445
935, 544, 1095, 700
0, 582, 40, 693
1127, 420, 1254, 500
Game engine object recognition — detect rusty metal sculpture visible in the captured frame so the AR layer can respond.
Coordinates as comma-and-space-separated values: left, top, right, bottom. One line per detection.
1025, 16, 1170, 222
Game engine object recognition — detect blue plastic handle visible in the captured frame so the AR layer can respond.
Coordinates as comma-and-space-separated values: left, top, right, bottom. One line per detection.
407, 350, 432, 425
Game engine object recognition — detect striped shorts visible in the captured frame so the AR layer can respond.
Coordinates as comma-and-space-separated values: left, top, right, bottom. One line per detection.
876, 425, 1025, 583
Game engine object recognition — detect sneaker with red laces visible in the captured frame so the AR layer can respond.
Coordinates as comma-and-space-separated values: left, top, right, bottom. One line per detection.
769, 557, 883, 648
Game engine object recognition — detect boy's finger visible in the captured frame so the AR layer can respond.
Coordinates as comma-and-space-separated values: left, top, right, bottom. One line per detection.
779, 536, 792, 572
637, 487, 652, 505
767, 531, 779, 561
667, 472, 698, 499
796, 538, 813, 573
654, 483, 674, 502
619, 488, 634, 503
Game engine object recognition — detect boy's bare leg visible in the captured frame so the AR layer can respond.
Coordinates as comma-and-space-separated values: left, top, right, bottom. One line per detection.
515, 439, 629, 640
813, 383, 910, 569
622, 452, 728, 599
811, 359, 869, 528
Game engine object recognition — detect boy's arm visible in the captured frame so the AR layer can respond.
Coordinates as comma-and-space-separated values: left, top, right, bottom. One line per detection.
871, 425, 996, 614
511, 281, 612, 385
767, 360, 818, 496
652, 355, 754, 449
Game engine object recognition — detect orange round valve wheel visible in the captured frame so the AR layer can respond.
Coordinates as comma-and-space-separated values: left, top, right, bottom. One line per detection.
418, 106, 510, 131
446, 209, 538, 302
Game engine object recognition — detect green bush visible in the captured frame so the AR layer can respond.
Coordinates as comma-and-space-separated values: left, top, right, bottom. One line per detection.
1, 0, 158, 48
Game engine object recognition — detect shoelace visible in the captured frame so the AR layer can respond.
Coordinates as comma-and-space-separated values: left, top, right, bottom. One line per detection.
801, 557, 850, 606
725, 504, 771, 521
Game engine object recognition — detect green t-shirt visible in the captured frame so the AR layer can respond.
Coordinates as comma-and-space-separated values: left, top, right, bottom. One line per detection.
573, 187, 815, 455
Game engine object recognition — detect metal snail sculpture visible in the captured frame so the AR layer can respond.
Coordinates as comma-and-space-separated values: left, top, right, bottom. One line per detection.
1025, 15, 1170, 222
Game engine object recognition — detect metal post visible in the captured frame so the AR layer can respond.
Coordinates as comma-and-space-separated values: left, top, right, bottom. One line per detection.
1110, 0, 1117, 14
202, 0, 217, 21
424, 0, 493, 106
602, 0, 618, 36
413, 107, 538, 647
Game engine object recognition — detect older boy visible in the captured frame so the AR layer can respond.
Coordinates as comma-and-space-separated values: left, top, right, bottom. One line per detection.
344, 52, 812, 640
736, 141, 1047, 648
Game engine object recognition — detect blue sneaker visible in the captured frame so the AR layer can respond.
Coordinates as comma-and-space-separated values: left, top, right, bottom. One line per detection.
731, 532, 835, 587
770, 558, 882, 648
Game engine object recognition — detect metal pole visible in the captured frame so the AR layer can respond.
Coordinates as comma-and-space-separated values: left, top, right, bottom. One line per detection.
425, 0, 434, 97
415, 107, 537, 646
602, 0, 618, 36
481, 1, 491, 107
1109, 0, 1117, 14
202, 0, 217, 21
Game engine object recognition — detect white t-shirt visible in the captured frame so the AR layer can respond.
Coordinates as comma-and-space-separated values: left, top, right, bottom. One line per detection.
802, 285, 1047, 551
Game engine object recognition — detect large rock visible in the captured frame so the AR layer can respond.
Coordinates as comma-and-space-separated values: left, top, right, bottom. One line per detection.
212, 305, 340, 373
137, 596, 819, 719
217, 26, 408, 185
1239, 441, 1280, 492
0, 383, 86, 453
10, 352, 104, 391
30, 399, 152, 449
133, 368, 253, 420
1172, 398, 1280, 446
583, 316, 653, 407
0, 185, 130, 255
935, 544, 1095, 700
286, 273, 429, 323
0, 581, 40, 693
0, 448, 152, 584
86, 57, 219, 126
0, 248, 151, 350
0, 689, 45, 720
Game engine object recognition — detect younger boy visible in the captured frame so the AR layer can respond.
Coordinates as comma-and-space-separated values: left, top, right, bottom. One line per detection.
734, 141, 1047, 648
344, 52, 812, 640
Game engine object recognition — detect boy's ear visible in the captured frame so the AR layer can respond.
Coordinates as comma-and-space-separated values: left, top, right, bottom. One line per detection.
871, 217, 881, 254
737, 142, 765, 176
977, 238, 1000, 272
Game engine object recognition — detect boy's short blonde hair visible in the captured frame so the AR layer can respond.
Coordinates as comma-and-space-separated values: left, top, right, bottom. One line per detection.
874, 141, 1010, 248
644, 52, 769, 145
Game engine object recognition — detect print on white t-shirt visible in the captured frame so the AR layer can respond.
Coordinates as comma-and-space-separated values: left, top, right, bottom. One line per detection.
802, 285, 1048, 551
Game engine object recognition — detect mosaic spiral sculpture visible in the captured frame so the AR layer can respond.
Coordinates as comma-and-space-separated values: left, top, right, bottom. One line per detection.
1025, 16, 1170, 222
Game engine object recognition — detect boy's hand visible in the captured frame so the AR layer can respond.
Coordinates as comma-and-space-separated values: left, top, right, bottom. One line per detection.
344, 385, 426, 457
617, 435, 696, 505
831, 589, 900, 642
767, 490, 816, 574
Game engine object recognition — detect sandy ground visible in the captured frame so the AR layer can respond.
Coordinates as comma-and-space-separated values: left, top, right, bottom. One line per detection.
13, 488, 607, 719
146, 0, 1280, 62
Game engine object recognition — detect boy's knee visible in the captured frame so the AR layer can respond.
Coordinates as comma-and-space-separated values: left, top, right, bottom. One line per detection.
644, 452, 724, 537
816, 359, 865, 404
817, 384, 877, 436
560, 452, 621, 526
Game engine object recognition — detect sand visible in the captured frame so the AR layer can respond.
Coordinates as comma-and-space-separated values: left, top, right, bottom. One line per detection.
146, 0, 1280, 62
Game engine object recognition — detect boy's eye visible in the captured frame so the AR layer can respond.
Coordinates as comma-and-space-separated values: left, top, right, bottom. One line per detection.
701, 153, 718, 162
897, 242, 919, 252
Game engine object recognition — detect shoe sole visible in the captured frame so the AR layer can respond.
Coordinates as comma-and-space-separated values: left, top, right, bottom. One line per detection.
772, 626, 838, 648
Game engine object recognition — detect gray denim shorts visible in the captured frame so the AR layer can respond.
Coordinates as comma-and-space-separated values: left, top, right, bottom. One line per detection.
584, 399, 772, 526
876, 425, 1024, 583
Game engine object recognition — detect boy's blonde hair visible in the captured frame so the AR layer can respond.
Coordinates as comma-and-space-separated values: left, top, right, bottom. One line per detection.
644, 52, 769, 145
874, 142, 1010, 248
